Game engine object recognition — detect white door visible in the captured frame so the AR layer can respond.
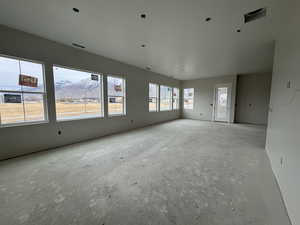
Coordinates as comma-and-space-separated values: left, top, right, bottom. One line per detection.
214, 84, 231, 122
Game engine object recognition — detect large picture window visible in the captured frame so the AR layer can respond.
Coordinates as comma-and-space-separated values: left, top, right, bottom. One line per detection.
53, 66, 103, 120
149, 83, 159, 112
107, 76, 126, 116
0, 55, 47, 126
160, 85, 172, 111
173, 88, 180, 110
184, 88, 194, 110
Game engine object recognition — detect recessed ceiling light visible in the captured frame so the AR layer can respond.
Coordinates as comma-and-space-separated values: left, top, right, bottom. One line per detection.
140, 13, 147, 19
72, 43, 85, 49
205, 17, 212, 22
73, 8, 80, 13
237, 29, 241, 33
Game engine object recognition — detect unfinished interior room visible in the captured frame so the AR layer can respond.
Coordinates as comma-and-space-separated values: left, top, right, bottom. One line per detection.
0, 0, 299, 224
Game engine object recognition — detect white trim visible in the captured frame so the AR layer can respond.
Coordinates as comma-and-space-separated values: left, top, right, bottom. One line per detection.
57, 115, 104, 122
108, 114, 126, 118
107, 75, 126, 116
183, 88, 194, 110
213, 83, 232, 123
172, 87, 180, 110
0, 90, 45, 94
53, 65, 104, 120
53, 64, 103, 77
0, 54, 48, 127
148, 83, 159, 112
159, 85, 173, 112
0, 53, 45, 65
0, 120, 49, 128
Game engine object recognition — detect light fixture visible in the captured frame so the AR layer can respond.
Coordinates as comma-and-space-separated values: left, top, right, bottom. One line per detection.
140, 13, 147, 19
205, 17, 211, 22
237, 29, 241, 33
141, 44, 146, 48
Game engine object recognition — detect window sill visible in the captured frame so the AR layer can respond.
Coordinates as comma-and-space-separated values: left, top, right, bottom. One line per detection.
159, 110, 173, 112
108, 114, 126, 118
0, 120, 49, 128
57, 115, 104, 122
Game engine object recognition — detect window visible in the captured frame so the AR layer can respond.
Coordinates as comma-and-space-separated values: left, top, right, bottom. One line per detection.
160, 85, 172, 111
173, 88, 180, 110
184, 88, 194, 110
53, 66, 103, 120
149, 83, 159, 112
0, 55, 47, 126
107, 76, 126, 116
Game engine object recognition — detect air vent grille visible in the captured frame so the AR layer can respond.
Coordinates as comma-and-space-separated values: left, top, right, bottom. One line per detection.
244, 8, 267, 23
72, 43, 85, 49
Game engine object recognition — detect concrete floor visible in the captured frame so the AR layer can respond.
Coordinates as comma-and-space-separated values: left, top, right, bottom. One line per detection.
0, 119, 291, 225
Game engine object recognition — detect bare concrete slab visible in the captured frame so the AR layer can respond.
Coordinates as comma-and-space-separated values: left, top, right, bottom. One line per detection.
0, 119, 291, 225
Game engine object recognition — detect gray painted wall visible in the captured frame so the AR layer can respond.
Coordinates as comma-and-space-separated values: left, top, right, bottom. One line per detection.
266, 1, 300, 224
0, 25, 180, 160
235, 73, 272, 125
181, 75, 237, 122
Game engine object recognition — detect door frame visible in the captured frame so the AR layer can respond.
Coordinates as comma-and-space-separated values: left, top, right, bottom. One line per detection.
212, 83, 232, 122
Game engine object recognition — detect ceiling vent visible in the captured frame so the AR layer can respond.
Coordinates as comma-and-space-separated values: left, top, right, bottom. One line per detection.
72, 43, 85, 49
244, 8, 267, 23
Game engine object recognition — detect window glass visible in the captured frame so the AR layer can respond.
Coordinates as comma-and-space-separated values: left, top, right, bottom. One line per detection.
173, 88, 180, 110
23, 93, 45, 122
0, 56, 21, 92
149, 83, 159, 112
53, 66, 103, 120
107, 76, 126, 115
160, 85, 172, 111
19, 60, 44, 92
0, 55, 47, 126
184, 88, 194, 110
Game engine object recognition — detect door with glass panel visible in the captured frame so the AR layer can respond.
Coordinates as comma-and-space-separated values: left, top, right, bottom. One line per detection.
214, 84, 231, 122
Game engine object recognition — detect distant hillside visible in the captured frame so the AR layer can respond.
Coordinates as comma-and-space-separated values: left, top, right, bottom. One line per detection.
1, 77, 124, 102
55, 78, 123, 100
55, 78, 100, 100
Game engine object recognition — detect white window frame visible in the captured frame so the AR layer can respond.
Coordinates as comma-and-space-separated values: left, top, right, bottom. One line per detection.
0, 54, 48, 128
184, 88, 194, 110
173, 87, 180, 110
53, 65, 104, 121
160, 85, 173, 111
149, 83, 159, 112
107, 75, 126, 117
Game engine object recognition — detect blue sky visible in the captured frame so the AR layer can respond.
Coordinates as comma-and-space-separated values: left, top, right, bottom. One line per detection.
0, 56, 44, 90
1, 56, 124, 96
53, 66, 97, 83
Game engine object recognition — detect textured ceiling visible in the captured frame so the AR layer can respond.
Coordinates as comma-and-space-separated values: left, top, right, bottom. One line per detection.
0, 0, 285, 80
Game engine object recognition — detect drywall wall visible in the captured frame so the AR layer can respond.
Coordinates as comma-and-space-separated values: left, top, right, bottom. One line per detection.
235, 73, 272, 125
0, 25, 180, 160
181, 75, 237, 122
266, 1, 300, 224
